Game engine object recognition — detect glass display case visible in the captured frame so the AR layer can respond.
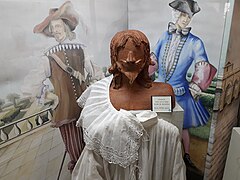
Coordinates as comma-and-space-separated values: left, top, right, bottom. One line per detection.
0, 0, 239, 179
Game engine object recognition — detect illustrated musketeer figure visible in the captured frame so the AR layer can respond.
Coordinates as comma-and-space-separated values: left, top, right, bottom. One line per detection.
23, 1, 102, 172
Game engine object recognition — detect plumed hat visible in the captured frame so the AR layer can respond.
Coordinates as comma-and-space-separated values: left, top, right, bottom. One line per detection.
33, 1, 79, 37
169, 0, 200, 17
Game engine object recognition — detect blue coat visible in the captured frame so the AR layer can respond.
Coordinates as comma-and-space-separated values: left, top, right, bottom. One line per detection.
154, 31, 210, 128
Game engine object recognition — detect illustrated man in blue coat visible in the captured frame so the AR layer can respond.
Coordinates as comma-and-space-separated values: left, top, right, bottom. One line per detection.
149, 0, 217, 169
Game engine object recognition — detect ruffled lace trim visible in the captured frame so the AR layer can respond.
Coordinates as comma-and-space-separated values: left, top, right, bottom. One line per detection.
78, 76, 146, 168
83, 120, 144, 168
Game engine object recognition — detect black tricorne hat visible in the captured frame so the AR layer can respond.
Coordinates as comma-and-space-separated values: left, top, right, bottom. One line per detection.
169, 0, 200, 17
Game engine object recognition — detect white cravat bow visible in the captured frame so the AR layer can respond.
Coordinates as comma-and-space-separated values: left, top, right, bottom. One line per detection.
168, 22, 191, 36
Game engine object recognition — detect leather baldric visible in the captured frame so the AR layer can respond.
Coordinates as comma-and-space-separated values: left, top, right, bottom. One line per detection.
49, 53, 85, 85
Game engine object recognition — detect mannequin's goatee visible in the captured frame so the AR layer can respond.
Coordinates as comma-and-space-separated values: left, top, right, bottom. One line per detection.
123, 71, 139, 84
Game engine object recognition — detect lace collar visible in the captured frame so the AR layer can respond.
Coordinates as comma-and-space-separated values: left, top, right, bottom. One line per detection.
78, 76, 158, 167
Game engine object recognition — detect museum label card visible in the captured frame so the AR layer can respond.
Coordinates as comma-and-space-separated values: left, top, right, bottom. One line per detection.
151, 96, 172, 112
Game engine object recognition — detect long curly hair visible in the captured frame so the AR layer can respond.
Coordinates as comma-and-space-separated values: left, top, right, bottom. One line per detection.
108, 30, 152, 89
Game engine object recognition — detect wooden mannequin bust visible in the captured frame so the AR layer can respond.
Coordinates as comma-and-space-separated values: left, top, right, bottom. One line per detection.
109, 30, 175, 111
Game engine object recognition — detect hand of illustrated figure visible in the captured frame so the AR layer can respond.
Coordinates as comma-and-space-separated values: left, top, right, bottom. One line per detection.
192, 61, 217, 90
45, 91, 59, 110
189, 82, 201, 101
149, 52, 158, 76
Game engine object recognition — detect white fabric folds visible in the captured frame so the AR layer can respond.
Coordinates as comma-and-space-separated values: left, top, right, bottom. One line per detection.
74, 76, 186, 180
77, 76, 146, 168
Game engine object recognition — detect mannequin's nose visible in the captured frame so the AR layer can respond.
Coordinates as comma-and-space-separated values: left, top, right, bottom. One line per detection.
126, 51, 135, 62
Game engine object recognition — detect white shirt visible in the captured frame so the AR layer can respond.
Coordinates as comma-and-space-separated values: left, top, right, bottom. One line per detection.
73, 76, 186, 180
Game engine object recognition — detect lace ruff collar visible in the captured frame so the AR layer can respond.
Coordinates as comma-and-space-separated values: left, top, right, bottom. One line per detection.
77, 76, 158, 167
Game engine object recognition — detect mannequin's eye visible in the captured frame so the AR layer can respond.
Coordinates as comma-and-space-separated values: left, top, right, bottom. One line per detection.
119, 59, 127, 63
135, 59, 143, 64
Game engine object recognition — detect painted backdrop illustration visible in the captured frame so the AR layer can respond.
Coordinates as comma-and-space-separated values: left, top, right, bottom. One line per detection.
149, 0, 217, 174
22, 1, 103, 172
0, 0, 228, 178
0, 0, 126, 169
0, 0, 127, 174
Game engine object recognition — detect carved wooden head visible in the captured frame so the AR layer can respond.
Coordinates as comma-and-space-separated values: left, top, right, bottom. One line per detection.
109, 30, 152, 89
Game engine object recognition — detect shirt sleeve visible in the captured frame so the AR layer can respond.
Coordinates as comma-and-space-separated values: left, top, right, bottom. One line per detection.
21, 56, 51, 98
191, 38, 217, 90
154, 40, 163, 63
192, 38, 209, 63
76, 85, 93, 127
153, 31, 168, 62
172, 139, 187, 180
84, 52, 104, 82
84, 54, 94, 77
76, 85, 92, 108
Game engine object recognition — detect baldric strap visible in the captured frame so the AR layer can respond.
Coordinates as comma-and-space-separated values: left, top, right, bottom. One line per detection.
49, 53, 85, 84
